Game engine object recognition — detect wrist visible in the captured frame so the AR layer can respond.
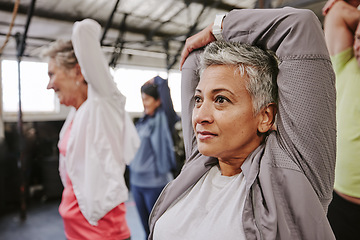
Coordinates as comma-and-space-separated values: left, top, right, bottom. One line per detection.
212, 13, 226, 41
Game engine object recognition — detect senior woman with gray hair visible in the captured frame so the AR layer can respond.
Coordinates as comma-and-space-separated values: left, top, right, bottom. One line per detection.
149, 7, 336, 240
42, 19, 139, 239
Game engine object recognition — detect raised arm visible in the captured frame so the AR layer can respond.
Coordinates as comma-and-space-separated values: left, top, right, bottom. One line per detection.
181, 50, 202, 160
324, 1, 360, 56
154, 76, 179, 131
222, 8, 329, 58
182, 7, 336, 200
71, 19, 119, 96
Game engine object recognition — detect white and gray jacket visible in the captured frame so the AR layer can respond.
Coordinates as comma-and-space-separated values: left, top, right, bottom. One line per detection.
149, 7, 336, 240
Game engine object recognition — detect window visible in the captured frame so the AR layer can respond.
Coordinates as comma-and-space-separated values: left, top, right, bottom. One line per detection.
1, 60, 56, 113
1, 60, 181, 118
112, 66, 181, 113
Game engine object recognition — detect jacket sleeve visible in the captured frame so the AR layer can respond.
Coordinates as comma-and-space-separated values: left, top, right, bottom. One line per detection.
224, 8, 336, 200
154, 76, 180, 131
150, 109, 176, 175
181, 50, 202, 161
71, 19, 119, 97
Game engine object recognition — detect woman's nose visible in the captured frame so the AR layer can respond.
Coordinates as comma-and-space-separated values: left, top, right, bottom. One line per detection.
47, 79, 53, 90
193, 102, 213, 124
355, 42, 360, 51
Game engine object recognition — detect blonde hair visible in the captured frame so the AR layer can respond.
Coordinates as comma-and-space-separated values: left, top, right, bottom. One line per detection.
41, 39, 77, 70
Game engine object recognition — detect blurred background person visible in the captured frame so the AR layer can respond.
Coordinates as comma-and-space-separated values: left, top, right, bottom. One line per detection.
129, 76, 179, 239
42, 18, 139, 240
323, 0, 360, 239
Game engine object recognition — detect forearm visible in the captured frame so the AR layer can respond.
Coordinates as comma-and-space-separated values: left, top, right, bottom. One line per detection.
223, 7, 329, 59
325, 1, 360, 55
72, 19, 115, 95
181, 50, 202, 159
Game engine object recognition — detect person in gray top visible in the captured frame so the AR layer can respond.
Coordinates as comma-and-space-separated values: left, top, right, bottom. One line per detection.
149, 7, 336, 240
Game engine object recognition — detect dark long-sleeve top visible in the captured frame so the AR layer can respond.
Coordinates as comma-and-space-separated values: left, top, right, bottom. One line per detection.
130, 76, 180, 188
149, 8, 336, 240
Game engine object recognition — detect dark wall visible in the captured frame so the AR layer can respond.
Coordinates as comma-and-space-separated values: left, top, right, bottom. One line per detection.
0, 118, 186, 216
0, 120, 64, 215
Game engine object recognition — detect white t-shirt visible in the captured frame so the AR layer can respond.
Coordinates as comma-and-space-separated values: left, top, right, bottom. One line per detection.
154, 165, 247, 240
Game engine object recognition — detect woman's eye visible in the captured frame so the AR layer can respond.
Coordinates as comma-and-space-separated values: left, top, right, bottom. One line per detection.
194, 96, 201, 103
194, 95, 203, 107
215, 95, 229, 104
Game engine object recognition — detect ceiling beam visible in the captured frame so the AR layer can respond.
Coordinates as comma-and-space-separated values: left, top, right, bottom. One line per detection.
100, 0, 121, 45
109, 13, 128, 67
16, 0, 36, 58
146, 4, 187, 41
0, 0, 242, 40
166, 0, 209, 70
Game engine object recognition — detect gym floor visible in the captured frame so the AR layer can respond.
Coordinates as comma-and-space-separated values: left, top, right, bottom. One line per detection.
0, 193, 146, 240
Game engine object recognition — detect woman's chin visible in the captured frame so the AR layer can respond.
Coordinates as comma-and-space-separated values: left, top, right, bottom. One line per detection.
59, 100, 71, 107
198, 145, 216, 157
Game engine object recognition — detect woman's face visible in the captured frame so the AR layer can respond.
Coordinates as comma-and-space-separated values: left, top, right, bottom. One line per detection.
192, 65, 264, 161
141, 92, 161, 116
47, 58, 81, 108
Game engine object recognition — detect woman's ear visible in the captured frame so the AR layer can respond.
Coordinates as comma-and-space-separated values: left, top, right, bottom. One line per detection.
74, 63, 84, 80
257, 103, 277, 133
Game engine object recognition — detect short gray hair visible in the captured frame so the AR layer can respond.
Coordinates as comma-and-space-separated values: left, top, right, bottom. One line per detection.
41, 39, 77, 70
201, 41, 279, 115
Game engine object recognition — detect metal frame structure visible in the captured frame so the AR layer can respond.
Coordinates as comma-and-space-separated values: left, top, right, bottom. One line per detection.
0, 0, 327, 69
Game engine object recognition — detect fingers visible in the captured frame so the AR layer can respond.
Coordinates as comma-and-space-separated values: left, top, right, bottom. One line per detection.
322, 0, 333, 16
180, 34, 200, 70
180, 42, 193, 70
179, 24, 216, 70
322, 0, 341, 16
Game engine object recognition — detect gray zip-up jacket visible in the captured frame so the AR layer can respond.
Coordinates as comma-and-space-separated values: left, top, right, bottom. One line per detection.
149, 7, 336, 240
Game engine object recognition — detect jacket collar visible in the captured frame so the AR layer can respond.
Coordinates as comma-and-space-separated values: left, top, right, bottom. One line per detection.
241, 143, 266, 191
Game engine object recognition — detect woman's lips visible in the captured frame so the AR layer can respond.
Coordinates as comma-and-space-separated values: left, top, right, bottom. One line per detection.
196, 131, 217, 140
